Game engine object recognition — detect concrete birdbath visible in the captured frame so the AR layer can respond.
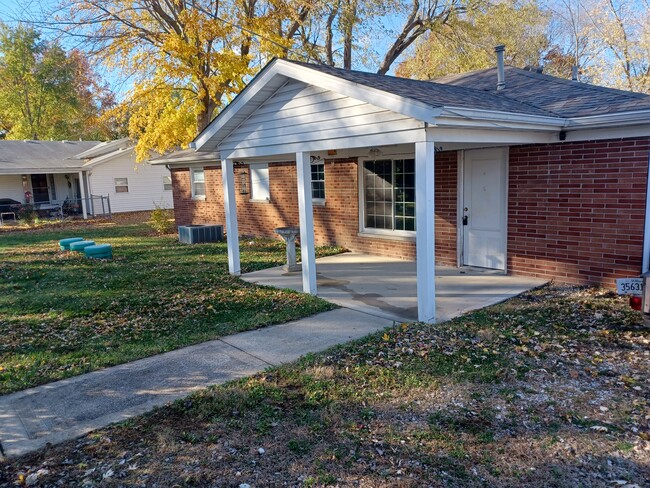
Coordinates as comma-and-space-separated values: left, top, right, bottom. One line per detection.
275, 226, 301, 272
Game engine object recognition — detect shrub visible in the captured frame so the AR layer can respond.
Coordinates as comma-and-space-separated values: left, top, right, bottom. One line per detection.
16, 204, 35, 224
149, 203, 175, 235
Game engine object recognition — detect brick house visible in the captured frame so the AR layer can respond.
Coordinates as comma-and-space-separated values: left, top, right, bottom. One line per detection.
152, 54, 650, 323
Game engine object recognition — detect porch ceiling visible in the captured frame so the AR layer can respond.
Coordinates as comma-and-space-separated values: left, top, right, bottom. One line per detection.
241, 252, 548, 323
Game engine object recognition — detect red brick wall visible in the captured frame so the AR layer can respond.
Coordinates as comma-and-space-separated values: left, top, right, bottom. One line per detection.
508, 138, 649, 287
171, 140, 649, 287
172, 153, 459, 266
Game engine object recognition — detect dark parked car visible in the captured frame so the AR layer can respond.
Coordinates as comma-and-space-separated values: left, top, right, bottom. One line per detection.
0, 198, 20, 218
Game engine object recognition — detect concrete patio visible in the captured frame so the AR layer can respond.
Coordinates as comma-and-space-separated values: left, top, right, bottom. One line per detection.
242, 252, 548, 323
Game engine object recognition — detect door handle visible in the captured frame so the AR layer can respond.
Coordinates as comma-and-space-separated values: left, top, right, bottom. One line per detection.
463, 215, 468, 226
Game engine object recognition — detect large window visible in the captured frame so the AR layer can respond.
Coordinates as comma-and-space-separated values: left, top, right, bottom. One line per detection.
191, 169, 205, 199
311, 160, 325, 200
363, 158, 415, 232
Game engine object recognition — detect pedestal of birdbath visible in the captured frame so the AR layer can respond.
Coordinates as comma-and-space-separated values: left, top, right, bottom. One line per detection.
275, 226, 301, 272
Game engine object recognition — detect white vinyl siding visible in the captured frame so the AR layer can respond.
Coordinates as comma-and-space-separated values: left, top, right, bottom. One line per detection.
220, 80, 423, 157
0, 175, 27, 202
86, 151, 174, 212
249, 164, 270, 201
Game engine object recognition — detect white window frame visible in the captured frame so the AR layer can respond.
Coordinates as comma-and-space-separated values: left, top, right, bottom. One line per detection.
114, 177, 129, 193
311, 159, 325, 203
358, 155, 417, 239
163, 175, 172, 191
191, 168, 206, 200
249, 163, 270, 202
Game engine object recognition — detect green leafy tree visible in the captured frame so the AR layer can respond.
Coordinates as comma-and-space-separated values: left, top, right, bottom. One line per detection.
0, 24, 115, 140
395, 0, 550, 79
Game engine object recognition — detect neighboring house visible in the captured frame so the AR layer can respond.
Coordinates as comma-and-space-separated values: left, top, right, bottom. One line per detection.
152, 54, 650, 323
0, 138, 173, 218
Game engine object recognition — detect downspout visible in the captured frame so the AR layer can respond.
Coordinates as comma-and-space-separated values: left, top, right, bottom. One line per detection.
78, 171, 88, 220
643, 152, 650, 273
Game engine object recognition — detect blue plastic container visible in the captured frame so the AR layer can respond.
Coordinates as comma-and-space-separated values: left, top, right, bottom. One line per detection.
84, 244, 113, 260
69, 240, 96, 252
59, 237, 84, 251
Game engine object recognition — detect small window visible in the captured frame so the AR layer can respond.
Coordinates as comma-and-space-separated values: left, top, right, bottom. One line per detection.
191, 169, 205, 199
311, 160, 325, 200
163, 175, 172, 191
114, 177, 129, 193
250, 164, 270, 201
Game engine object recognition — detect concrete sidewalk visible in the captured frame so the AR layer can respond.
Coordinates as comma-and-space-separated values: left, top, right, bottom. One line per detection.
0, 308, 395, 458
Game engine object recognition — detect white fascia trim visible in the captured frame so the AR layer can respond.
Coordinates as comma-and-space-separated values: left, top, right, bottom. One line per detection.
74, 137, 131, 159
150, 159, 216, 167
81, 147, 134, 168
149, 153, 221, 166
567, 110, 650, 129
0, 168, 82, 175
437, 106, 567, 130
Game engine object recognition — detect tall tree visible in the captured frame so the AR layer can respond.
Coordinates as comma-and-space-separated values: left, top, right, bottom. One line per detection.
395, 0, 550, 79
47, 0, 471, 159
0, 24, 115, 140
582, 0, 650, 92
51, 0, 311, 160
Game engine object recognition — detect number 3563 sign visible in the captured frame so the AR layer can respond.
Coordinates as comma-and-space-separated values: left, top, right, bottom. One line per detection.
616, 278, 644, 296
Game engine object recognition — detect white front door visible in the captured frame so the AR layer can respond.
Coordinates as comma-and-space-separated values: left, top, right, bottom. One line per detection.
462, 148, 507, 270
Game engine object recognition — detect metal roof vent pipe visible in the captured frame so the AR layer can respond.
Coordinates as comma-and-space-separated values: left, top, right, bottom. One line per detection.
571, 65, 579, 81
495, 45, 506, 91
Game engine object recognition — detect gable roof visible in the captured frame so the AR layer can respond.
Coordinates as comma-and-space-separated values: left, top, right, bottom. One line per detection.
435, 66, 650, 118
284, 60, 555, 117
0, 140, 100, 174
75, 138, 131, 160
194, 58, 650, 153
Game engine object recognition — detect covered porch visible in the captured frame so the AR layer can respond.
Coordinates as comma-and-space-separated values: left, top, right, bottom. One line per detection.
242, 252, 547, 323
191, 58, 565, 323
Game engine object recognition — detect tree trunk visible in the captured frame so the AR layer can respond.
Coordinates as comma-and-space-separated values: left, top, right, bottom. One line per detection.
325, 2, 340, 66
342, 0, 356, 69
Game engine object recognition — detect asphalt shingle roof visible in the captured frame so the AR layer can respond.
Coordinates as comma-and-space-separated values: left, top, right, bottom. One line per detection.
0, 140, 99, 173
286, 60, 554, 117
435, 66, 650, 117
286, 60, 650, 119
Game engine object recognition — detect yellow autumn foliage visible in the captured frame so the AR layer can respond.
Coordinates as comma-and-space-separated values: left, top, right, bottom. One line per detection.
62, 0, 299, 160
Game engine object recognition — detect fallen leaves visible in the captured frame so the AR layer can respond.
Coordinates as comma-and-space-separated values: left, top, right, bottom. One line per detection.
1, 284, 649, 487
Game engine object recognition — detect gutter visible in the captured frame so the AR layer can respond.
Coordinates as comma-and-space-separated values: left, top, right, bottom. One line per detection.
439, 106, 566, 127
567, 110, 650, 129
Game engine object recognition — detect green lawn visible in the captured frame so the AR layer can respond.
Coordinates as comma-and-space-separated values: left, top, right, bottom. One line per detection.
3, 285, 647, 487
0, 223, 342, 394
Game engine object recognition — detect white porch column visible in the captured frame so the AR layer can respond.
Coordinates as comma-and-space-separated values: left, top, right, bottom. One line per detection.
78, 171, 88, 220
296, 151, 317, 294
415, 140, 436, 323
222, 159, 241, 276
